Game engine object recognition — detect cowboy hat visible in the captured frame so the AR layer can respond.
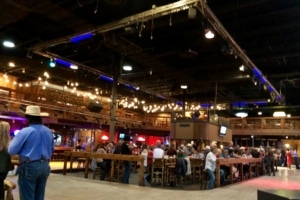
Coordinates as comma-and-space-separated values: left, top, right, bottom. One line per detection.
25, 105, 49, 116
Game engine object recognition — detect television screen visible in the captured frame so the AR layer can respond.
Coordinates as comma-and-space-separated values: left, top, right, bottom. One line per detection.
119, 133, 125, 139
219, 126, 227, 136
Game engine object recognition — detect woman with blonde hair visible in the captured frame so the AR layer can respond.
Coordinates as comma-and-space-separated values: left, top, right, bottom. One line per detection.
0, 121, 12, 200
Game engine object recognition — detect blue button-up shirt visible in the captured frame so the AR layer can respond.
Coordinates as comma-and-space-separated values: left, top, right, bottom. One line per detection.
8, 124, 54, 163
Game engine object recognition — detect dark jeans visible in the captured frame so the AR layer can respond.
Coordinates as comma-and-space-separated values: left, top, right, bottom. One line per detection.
205, 168, 225, 189
0, 172, 8, 200
18, 161, 50, 200
122, 161, 131, 184
96, 161, 108, 180
265, 158, 275, 175
294, 157, 300, 169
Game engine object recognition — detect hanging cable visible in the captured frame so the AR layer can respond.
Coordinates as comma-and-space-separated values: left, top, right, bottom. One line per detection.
94, 0, 99, 14
77, 0, 83, 7
139, 22, 145, 37
214, 81, 218, 115
150, 19, 154, 40
169, 14, 172, 26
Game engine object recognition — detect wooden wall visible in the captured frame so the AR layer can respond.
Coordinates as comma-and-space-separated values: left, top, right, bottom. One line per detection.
171, 120, 232, 143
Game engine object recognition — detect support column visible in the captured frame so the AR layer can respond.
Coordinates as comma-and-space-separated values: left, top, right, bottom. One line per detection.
109, 54, 120, 143
182, 90, 186, 118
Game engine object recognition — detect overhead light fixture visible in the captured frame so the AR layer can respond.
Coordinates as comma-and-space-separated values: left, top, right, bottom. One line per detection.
123, 65, 132, 71
258, 111, 262, 115
49, 59, 56, 68
287, 114, 291, 118
239, 65, 245, 71
204, 29, 214, 39
3, 41, 15, 48
273, 111, 286, 117
235, 112, 248, 118
181, 84, 188, 89
70, 65, 78, 70
8, 62, 15, 67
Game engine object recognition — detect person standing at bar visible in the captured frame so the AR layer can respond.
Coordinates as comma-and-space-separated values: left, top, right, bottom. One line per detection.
8, 105, 54, 200
292, 148, 300, 169
120, 135, 132, 184
0, 122, 12, 200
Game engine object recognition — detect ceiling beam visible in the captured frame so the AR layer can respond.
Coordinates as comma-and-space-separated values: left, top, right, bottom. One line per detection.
196, 1, 285, 105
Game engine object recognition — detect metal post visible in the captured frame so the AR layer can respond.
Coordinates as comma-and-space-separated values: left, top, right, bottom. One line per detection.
109, 54, 120, 142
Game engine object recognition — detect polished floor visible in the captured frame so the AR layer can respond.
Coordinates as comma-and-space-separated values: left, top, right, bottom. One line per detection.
6, 164, 300, 200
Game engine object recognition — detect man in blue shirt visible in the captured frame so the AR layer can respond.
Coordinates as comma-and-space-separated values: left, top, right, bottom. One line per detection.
9, 105, 54, 200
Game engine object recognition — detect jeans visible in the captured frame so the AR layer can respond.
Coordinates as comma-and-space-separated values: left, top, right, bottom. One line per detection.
205, 168, 225, 189
122, 161, 131, 184
18, 161, 50, 200
0, 172, 8, 200
294, 157, 300, 169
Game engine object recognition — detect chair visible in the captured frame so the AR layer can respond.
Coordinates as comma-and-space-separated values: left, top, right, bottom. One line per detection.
4, 180, 16, 200
151, 158, 164, 187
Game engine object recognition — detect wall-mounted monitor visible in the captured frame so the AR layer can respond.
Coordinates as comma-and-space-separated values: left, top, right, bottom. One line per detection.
219, 126, 227, 136
119, 133, 125, 139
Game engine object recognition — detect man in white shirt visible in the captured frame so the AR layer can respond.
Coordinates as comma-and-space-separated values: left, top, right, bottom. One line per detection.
153, 140, 164, 159
205, 146, 225, 189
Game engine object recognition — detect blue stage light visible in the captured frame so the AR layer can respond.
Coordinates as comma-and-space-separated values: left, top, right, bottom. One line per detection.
70, 32, 93, 43
99, 75, 113, 82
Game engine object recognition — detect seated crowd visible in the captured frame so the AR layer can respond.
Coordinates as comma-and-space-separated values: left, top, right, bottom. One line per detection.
90, 139, 273, 189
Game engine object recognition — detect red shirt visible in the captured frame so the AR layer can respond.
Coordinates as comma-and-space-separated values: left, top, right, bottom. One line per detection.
147, 151, 153, 166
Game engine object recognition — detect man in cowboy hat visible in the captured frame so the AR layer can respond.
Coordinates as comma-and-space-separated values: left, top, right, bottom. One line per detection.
9, 105, 54, 200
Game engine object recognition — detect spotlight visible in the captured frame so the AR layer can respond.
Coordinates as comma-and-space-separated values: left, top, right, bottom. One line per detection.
8, 62, 15, 67
3, 41, 15, 48
180, 84, 188, 89
123, 65, 132, 71
239, 65, 245, 71
205, 29, 215, 39
49, 59, 56, 68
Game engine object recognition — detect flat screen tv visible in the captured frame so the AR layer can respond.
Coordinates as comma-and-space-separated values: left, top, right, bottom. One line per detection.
219, 126, 227, 136
119, 133, 125, 139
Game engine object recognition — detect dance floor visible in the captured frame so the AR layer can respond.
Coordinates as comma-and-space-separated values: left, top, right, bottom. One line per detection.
6, 162, 300, 200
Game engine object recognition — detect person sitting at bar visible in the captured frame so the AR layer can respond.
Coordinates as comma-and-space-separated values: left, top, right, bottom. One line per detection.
242, 148, 253, 177
94, 143, 109, 180
205, 146, 225, 189
166, 142, 177, 157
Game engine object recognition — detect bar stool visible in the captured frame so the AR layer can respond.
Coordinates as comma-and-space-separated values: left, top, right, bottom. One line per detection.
114, 160, 124, 182
151, 158, 164, 187
4, 180, 16, 200
164, 158, 176, 186
200, 170, 210, 190
93, 167, 102, 179
191, 159, 202, 183
77, 158, 86, 170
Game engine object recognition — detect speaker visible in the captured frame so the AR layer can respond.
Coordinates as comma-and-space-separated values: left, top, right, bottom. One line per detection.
87, 102, 103, 113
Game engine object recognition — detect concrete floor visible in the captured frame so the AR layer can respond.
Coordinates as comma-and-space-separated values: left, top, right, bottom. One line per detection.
6, 166, 300, 200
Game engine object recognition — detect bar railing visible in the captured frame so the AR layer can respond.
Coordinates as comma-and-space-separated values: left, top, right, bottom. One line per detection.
63, 151, 145, 186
